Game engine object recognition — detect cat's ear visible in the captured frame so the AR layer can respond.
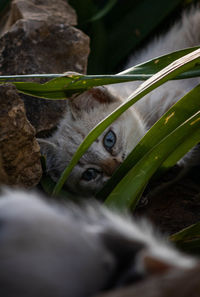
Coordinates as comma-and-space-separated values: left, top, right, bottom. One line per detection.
37, 138, 58, 171
68, 86, 120, 119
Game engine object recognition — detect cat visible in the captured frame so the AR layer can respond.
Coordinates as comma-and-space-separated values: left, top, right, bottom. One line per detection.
0, 188, 197, 297
38, 6, 200, 197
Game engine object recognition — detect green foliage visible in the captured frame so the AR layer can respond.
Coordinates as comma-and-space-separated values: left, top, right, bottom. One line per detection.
0, 48, 200, 250
171, 222, 200, 255
0, 0, 10, 12
1, 48, 200, 201
51, 48, 200, 197
0, 0, 199, 255
100, 84, 200, 203
68, 0, 195, 73
105, 109, 200, 209
1, 47, 200, 99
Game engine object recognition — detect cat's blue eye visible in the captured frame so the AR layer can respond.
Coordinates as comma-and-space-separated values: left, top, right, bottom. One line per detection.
103, 130, 116, 151
82, 168, 100, 181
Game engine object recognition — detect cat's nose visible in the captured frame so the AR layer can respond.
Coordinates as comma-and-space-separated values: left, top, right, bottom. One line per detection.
101, 157, 122, 176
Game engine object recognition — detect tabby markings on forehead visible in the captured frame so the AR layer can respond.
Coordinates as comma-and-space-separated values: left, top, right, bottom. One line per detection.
88, 88, 110, 104
67, 135, 80, 146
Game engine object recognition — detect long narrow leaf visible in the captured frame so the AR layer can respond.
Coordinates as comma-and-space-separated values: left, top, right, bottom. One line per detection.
119, 47, 200, 79
107, 0, 186, 70
98, 84, 200, 198
105, 112, 200, 209
170, 222, 200, 254
0, 48, 200, 100
40, 175, 78, 201
158, 126, 200, 174
52, 49, 200, 196
88, 0, 117, 22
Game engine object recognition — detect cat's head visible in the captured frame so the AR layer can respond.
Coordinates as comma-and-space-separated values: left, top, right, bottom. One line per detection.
38, 86, 146, 196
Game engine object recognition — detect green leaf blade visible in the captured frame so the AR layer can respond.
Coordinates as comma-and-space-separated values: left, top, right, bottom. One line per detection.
104, 111, 200, 210
171, 222, 200, 255
98, 83, 200, 198
0, 48, 200, 100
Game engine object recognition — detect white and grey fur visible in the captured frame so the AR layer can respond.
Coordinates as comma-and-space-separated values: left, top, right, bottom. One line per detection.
39, 6, 200, 196
0, 188, 197, 297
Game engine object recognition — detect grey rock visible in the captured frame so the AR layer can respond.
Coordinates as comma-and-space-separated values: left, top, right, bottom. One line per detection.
0, 83, 42, 187
0, 0, 90, 134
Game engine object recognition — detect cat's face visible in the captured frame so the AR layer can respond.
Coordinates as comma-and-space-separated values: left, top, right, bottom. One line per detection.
39, 87, 146, 196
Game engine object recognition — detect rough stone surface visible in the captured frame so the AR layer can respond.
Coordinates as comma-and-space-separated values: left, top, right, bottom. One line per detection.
8, 0, 77, 27
0, 0, 90, 134
0, 84, 42, 187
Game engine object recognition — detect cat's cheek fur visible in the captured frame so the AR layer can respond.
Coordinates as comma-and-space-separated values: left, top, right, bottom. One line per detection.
39, 93, 146, 196
121, 107, 147, 156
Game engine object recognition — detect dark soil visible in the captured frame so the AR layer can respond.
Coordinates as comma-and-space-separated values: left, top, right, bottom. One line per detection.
135, 166, 200, 235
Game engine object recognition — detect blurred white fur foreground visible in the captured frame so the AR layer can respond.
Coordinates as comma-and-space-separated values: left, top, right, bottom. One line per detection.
0, 188, 197, 297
